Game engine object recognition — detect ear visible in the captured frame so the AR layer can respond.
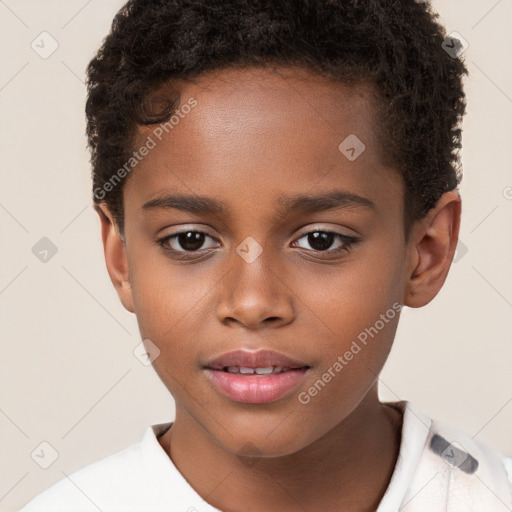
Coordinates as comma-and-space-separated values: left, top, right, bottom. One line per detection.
95, 203, 135, 313
404, 190, 461, 308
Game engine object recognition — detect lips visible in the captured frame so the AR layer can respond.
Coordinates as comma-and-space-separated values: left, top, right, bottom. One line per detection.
204, 349, 310, 371
203, 349, 310, 404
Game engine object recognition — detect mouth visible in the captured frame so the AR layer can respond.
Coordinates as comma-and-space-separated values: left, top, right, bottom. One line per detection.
204, 348, 310, 371
203, 349, 311, 404
213, 365, 306, 375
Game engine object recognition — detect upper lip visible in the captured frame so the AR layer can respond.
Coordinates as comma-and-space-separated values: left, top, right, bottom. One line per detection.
204, 349, 310, 370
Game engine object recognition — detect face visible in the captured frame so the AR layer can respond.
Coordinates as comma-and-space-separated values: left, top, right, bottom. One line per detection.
100, 66, 439, 457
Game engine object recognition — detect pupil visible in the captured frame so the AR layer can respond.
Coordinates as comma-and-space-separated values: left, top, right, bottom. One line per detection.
309, 232, 333, 251
178, 231, 205, 251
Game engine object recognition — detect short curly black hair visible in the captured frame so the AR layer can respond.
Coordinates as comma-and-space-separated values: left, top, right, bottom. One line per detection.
86, 0, 467, 240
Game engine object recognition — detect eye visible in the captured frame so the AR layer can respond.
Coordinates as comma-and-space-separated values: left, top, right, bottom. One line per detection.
292, 230, 359, 255
157, 230, 219, 256
156, 227, 360, 260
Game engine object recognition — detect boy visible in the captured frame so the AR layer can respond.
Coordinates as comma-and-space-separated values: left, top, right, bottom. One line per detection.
21, 0, 512, 510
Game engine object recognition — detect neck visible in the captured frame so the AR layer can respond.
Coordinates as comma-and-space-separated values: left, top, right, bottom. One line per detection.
158, 391, 402, 512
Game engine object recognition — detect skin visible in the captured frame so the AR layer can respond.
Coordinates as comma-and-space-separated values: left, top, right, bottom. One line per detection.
97, 66, 461, 511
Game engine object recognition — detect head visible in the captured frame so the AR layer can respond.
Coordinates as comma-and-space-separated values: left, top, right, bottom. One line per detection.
87, 0, 467, 456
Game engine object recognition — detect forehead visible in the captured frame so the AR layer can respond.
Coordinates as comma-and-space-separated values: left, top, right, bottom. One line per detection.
140, 65, 381, 154
126, 66, 401, 220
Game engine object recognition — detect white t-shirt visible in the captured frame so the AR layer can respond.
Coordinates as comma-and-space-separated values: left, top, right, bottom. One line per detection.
20, 401, 512, 511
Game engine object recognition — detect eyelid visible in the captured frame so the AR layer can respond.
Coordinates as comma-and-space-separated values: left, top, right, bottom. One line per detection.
160, 225, 219, 239
294, 224, 359, 238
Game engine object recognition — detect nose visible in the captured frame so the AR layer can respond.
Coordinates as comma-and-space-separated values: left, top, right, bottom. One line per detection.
216, 247, 295, 330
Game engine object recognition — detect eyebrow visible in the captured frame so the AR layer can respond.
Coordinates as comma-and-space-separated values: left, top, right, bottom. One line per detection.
141, 190, 375, 216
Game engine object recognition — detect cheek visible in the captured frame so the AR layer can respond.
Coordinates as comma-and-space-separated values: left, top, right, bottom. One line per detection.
297, 300, 400, 431
127, 256, 223, 389
129, 252, 213, 333
297, 244, 404, 330
297, 246, 404, 383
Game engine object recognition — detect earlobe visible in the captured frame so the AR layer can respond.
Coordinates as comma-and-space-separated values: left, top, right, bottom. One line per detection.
404, 191, 461, 308
95, 203, 135, 313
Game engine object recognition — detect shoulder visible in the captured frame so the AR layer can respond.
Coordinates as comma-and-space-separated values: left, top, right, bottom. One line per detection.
428, 415, 512, 481
20, 423, 173, 512
20, 441, 146, 512
406, 405, 512, 510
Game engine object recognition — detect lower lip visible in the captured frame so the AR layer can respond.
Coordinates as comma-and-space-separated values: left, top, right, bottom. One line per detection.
205, 368, 309, 404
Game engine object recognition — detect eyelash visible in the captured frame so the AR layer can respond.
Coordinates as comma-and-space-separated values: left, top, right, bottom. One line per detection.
156, 228, 360, 260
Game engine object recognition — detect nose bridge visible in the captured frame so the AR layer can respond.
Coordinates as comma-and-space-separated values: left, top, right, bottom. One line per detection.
217, 235, 294, 328
231, 235, 278, 303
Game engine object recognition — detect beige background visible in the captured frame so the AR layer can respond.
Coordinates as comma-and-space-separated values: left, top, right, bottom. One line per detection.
1, 0, 511, 510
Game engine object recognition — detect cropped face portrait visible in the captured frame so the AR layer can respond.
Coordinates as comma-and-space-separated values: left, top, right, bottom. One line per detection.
1, 1, 511, 512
